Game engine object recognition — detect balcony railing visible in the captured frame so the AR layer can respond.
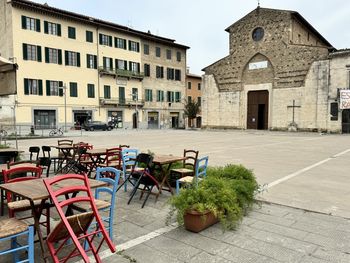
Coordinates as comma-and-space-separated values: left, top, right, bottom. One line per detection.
99, 97, 144, 107
98, 67, 144, 80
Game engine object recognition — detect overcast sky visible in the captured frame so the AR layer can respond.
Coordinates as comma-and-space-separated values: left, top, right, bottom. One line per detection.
32, 0, 350, 75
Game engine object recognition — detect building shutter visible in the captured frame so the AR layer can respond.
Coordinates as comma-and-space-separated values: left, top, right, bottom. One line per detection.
124, 61, 127, 70
99, 33, 102, 44
44, 21, 48, 34
86, 54, 90, 68
22, 43, 28, 60
103, 57, 106, 69
38, 80, 43, 95
58, 81, 63, 97
21, 16, 27, 29
114, 37, 117, 48
24, 78, 29, 95
58, 49, 62, 65
37, 46, 42, 62
65, 51, 69, 65
57, 24, 61, 36
35, 19, 40, 32
123, 39, 127, 50
108, 36, 112, 47
128, 40, 131, 50
136, 42, 140, 52
45, 47, 49, 63
94, 55, 97, 69
137, 63, 140, 73
46, 80, 51, 96
77, 52, 80, 67
109, 58, 113, 69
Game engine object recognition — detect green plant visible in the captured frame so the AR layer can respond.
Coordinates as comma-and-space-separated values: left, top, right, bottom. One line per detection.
167, 176, 242, 230
184, 100, 200, 128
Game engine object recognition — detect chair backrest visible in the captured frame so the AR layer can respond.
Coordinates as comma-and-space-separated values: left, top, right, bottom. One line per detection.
7, 160, 38, 169
95, 167, 121, 217
105, 147, 122, 167
132, 153, 154, 174
29, 146, 40, 161
74, 142, 93, 150
195, 156, 209, 179
119, 144, 130, 149
58, 139, 73, 146
121, 148, 138, 173
41, 146, 51, 158
183, 149, 199, 170
43, 173, 115, 261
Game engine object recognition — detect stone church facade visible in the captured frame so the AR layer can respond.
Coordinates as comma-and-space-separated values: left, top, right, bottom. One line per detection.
203, 7, 350, 133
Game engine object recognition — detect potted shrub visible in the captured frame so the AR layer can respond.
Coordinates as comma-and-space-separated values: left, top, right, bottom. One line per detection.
167, 164, 259, 232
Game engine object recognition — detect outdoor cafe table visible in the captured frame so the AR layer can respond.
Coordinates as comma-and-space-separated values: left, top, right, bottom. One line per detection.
86, 148, 107, 176
51, 145, 76, 173
0, 177, 107, 261
152, 154, 186, 197
0, 148, 24, 164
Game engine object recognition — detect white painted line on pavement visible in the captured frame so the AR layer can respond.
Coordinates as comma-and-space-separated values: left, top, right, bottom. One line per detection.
267, 148, 350, 189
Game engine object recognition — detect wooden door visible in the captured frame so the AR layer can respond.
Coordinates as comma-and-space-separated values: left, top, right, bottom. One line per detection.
247, 90, 269, 130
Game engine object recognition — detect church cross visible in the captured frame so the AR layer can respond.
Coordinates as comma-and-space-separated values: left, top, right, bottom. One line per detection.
287, 100, 301, 124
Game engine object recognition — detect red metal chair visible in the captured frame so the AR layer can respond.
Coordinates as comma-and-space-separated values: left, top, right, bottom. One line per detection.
43, 173, 116, 263
2, 166, 51, 235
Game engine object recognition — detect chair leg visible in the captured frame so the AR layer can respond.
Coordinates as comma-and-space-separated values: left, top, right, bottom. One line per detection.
11, 236, 19, 262
176, 179, 180, 195
28, 226, 34, 263
0, 189, 4, 216
127, 179, 141, 205
141, 185, 154, 208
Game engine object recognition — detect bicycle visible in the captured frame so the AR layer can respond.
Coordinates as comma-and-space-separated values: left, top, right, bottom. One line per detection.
49, 127, 64, 137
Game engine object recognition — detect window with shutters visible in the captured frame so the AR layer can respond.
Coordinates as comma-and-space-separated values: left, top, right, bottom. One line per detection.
132, 88, 138, 101
44, 21, 60, 36
68, 26, 76, 39
65, 51, 80, 67
156, 66, 164, 78
119, 86, 125, 104
129, 62, 140, 73
103, 57, 113, 70
157, 90, 164, 102
86, 31, 93, 42
144, 44, 149, 55
46, 48, 60, 64
87, 84, 95, 98
48, 81, 60, 96
22, 16, 40, 32
144, 64, 150, 77
115, 37, 126, 49
87, 54, 97, 69
145, 89, 153, 102
24, 79, 42, 95
175, 92, 181, 102
198, 97, 201, 106
188, 82, 192, 89
167, 91, 175, 102
167, 68, 175, 80
198, 83, 201, 90
175, 69, 181, 81
69, 82, 78, 97
116, 59, 127, 70
166, 49, 172, 60
104, 85, 111, 99
155, 47, 161, 57
129, 40, 140, 52
100, 34, 112, 46
24, 44, 39, 61
176, 51, 181, 62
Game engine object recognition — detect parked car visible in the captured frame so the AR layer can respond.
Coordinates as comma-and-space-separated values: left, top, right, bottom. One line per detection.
83, 121, 113, 131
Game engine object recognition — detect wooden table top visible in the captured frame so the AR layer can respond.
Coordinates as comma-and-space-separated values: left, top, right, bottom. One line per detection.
87, 148, 107, 155
0, 178, 106, 201
153, 155, 185, 165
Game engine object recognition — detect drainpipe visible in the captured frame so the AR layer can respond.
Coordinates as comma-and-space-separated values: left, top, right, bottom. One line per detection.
96, 25, 101, 117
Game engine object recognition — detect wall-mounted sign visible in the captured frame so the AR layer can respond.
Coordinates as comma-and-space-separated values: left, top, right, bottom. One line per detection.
340, 90, 350, 109
248, 61, 268, 70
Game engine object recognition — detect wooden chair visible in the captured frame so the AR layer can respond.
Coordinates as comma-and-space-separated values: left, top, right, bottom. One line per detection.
29, 146, 40, 161
58, 139, 73, 146
170, 149, 199, 185
43, 173, 116, 262
72, 167, 121, 240
99, 147, 122, 170
0, 218, 34, 262
42, 145, 61, 173
119, 148, 138, 192
176, 156, 209, 194
2, 166, 51, 235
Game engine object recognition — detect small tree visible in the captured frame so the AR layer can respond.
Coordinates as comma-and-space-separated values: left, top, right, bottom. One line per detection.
184, 100, 200, 128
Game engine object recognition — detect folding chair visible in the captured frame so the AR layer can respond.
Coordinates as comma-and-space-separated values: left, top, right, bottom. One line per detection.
176, 156, 209, 194
119, 148, 138, 192
0, 218, 34, 263
170, 149, 199, 186
2, 166, 51, 236
127, 153, 160, 208
72, 167, 121, 240
43, 173, 116, 263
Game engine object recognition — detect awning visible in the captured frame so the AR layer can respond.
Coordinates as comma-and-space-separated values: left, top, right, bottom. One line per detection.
0, 56, 17, 95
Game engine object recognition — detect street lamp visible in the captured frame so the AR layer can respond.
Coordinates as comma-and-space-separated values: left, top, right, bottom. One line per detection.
59, 83, 67, 132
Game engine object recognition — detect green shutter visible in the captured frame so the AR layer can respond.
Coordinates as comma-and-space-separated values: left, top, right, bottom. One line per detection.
65, 51, 68, 65
108, 36, 112, 47
36, 19, 40, 32
37, 46, 42, 62
58, 49, 62, 65
46, 80, 51, 96
58, 81, 63, 97
136, 42, 140, 52
103, 57, 106, 69
94, 55, 97, 69
24, 78, 29, 95
38, 80, 43, 95
109, 58, 113, 69
45, 47, 49, 63
137, 63, 140, 73
124, 61, 127, 70
128, 40, 131, 50
22, 43, 28, 60
114, 37, 117, 47
77, 52, 80, 67
86, 54, 90, 68
21, 16, 27, 29
44, 21, 48, 34
57, 24, 61, 36
99, 34, 102, 44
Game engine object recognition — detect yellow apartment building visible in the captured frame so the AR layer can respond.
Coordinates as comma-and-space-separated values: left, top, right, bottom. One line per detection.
186, 72, 202, 128
0, 0, 189, 130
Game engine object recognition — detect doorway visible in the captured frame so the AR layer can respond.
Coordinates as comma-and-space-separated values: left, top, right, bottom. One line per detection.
133, 112, 138, 129
342, 109, 350, 133
247, 90, 269, 130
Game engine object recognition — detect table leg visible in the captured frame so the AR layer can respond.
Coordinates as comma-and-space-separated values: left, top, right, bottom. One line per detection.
157, 163, 174, 198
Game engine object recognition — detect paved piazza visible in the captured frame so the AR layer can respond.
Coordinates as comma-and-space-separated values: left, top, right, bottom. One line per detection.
8, 129, 350, 262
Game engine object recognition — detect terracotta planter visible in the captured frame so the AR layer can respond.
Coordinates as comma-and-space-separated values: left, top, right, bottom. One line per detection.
183, 210, 218, 233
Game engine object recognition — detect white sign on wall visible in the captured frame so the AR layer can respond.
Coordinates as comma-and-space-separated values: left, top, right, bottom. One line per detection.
340, 90, 350, 109
248, 61, 268, 70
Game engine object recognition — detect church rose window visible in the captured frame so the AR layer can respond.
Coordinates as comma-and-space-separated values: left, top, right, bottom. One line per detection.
252, 27, 264, 41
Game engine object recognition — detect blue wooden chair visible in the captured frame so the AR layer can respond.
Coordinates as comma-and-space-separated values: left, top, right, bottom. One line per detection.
176, 156, 209, 194
72, 167, 121, 240
0, 218, 34, 263
119, 148, 138, 192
